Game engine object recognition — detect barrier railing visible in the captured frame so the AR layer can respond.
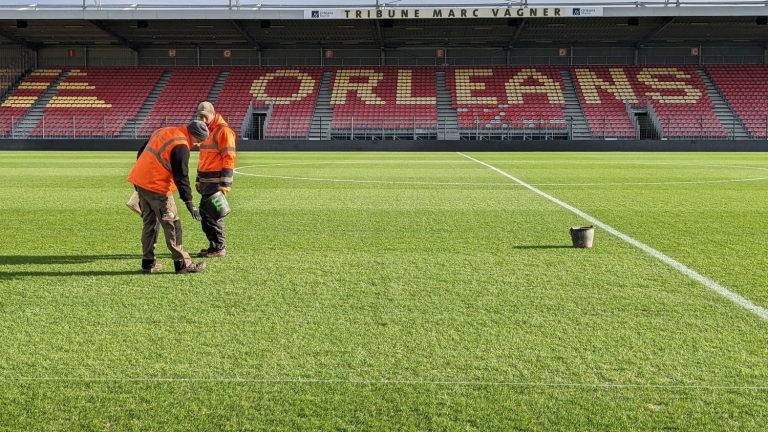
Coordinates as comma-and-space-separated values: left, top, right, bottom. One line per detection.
3, 113, 768, 140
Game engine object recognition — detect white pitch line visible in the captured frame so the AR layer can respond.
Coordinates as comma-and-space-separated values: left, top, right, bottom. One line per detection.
234, 164, 768, 187
456, 152, 768, 322
234, 171, 499, 186
3, 376, 767, 390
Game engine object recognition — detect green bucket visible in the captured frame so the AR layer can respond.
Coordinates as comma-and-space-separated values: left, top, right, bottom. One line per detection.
200, 191, 231, 220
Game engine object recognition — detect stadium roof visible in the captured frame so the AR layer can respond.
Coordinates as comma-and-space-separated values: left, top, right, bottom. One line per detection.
1, 1, 767, 49
2, 0, 768, 16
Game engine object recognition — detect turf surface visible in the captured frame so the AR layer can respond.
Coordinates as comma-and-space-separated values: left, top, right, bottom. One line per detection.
1, 151, 767, 430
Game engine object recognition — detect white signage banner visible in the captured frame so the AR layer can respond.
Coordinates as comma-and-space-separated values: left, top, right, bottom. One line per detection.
304, 7, 603, 20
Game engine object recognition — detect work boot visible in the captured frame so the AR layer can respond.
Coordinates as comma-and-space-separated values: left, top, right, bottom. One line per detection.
199, 243, 214, 254
174, 260, 207, 274
198, 248, 226, 258
141, 259, 162, 274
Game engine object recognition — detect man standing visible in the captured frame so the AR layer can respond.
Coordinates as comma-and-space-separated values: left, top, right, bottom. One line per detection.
128, 120, 209, 274
195, 101, 237, 258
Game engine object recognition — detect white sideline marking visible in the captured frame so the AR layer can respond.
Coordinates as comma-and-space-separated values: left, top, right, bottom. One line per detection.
234, 171, 495, 186
457, 152, 768, 321
3, 376, 767, 390
234, 164, 768, 187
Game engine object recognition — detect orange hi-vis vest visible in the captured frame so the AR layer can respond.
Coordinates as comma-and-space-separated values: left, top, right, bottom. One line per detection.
197, 113, 237, 187
128, 126, 190, 194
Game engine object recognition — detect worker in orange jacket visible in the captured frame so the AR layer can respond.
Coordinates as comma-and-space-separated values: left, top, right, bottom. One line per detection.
195, 101, 237, 258
128, 120, 209, 274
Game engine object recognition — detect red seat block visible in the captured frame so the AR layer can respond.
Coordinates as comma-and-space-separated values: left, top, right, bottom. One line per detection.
329, 67, 437, 132
446, 67, 566, 132
708, 65, 768, 138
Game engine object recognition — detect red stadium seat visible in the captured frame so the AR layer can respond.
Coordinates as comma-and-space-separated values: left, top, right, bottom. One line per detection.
0, 69, 63, 137
216, 67, 323, 139
27, 67, 164, 138
2, 65, 759, 140
445, 67, 567, 136
572, 66, 725, 139
328, 67, 437, 135
708, 65, 768, 138
138, 67, 221, 136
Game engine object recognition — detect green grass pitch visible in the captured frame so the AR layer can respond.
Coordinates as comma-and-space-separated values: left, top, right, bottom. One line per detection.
1, 151, 767, 431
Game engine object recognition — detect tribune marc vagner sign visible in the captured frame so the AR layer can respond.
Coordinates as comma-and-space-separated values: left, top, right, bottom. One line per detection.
305, 7, 603, 20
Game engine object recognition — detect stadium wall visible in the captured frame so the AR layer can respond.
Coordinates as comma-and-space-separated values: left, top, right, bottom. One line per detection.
2, 139, 767, 152
38, 46, 137, 67
28, 45, 767, 68
0, 46, 35, 70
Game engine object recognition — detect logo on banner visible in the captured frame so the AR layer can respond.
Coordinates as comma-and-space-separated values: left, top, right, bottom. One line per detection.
310, 10, 335, 18
572, 7, 600, 16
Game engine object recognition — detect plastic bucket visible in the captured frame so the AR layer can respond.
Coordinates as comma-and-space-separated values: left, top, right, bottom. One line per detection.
126, 191, 141, 215
569, 226, 595, 248
200, 191, 231, 220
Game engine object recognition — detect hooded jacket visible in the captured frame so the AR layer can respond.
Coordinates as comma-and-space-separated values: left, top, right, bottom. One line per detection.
197, 113, 237, 194
128, 126, 194, 202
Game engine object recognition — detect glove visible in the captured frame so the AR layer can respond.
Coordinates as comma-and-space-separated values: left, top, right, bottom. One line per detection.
218, 186, 231, 196
195, 182, 201, 193
185, 201, 201, 221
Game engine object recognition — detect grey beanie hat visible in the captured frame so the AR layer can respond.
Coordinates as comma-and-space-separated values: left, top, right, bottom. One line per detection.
187, 120, 209, 141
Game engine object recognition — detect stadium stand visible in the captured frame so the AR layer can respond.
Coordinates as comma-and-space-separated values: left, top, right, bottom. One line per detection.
328, 67, 437, 137
1, 65, 764, 141
445, 67, 567, 138
0, 68, 25, 98
571, 67, 638, 138
216, 67, 323, 139
626, 66, 725, 138
210, 68, 258, 136
3, 6, 768, 147
0, 69, 60, 137
707, 65, 768, 138
137, 67, 221, 136
28, 67, 164, 138
572, 66, 725, 139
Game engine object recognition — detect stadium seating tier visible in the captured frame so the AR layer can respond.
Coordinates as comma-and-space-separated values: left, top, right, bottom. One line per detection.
2, 65, 764, 140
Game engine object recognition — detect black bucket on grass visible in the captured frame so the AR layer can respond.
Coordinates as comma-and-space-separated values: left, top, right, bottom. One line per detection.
569, 226, 595, 248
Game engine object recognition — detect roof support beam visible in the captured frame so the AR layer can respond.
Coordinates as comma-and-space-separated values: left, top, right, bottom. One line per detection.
372, 19, 384, 48
89, 20, 138, 51
636, 17, 675, 47
231, 20, 261, 50
507, 19, 527, 49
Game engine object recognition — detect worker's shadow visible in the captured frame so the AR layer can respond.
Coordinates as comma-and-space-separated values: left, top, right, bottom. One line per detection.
511, 245, 572, 249
0, 254, 152, 280
0, 270, 143, 280
0, 254, 137, 265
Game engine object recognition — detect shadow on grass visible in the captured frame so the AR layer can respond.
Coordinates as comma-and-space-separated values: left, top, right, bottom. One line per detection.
0, 254, 146, 265
511, 245, 573, 249
0, 270, 144, 280
0, 254, 162, 280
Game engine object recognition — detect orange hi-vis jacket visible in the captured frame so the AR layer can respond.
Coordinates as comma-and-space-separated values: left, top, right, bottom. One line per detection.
197, 113, 237, 190
128, 126, 191, 195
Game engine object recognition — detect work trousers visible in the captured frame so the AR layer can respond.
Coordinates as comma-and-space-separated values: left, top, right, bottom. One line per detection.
200, 192, 226, 251
138, 187, 192, 267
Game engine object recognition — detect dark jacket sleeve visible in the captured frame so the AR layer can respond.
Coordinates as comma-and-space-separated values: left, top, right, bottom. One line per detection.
169, 145, 194, 203
133, 140, 150, 191
136, 139, 148, 159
